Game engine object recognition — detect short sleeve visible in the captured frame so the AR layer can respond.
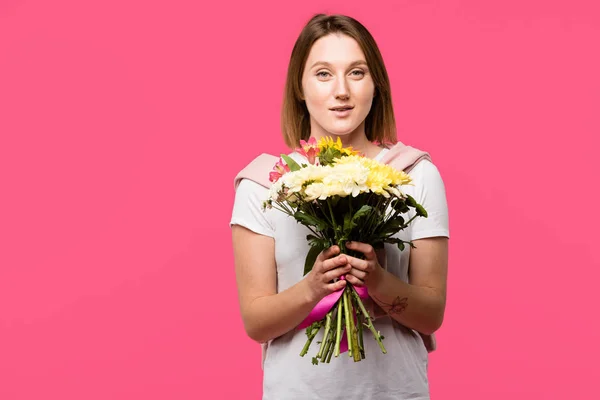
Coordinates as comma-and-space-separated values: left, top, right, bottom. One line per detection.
230, 178, 275, 238
407, 159, 450, 240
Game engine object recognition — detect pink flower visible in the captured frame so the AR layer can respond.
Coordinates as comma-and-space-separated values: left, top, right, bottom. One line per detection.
297, 137, 320, 165
269, 157, 291, 183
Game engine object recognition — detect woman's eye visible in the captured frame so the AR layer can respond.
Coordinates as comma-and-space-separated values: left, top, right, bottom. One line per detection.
316, 70, 365, 78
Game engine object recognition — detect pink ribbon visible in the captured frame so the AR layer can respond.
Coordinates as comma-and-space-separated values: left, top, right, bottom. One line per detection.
298, 278, 370, 354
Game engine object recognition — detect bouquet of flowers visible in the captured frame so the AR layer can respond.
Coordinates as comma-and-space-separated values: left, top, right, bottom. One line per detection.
262, 137, 428, 364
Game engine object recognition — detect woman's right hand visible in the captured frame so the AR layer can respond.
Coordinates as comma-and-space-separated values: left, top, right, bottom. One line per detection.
303, 245, 352, 303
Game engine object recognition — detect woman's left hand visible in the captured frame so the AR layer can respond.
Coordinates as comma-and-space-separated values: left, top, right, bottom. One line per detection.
343, 241, 386, 291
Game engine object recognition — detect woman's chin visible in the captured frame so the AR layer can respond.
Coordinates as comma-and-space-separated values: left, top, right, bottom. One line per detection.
324, 124, 360, 137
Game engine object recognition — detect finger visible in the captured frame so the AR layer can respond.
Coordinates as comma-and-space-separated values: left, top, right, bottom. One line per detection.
326, 279, 347, 293
346, 274, 364, 287
345, 255, 369, 271
349, 267, 367, 280
323, 264, 352, 282
321, 254, 348, 272
316, 245, 340, 262
346, 241, 376, 260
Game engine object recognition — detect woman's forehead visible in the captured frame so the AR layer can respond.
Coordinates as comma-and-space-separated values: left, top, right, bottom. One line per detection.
305, 35, 366, 68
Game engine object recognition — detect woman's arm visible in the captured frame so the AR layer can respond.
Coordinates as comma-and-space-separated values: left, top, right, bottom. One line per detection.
232, 225, 349, 343
345, 237, 448, 335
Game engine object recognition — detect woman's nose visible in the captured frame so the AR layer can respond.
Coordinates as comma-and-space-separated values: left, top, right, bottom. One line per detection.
334, 77, 350, 100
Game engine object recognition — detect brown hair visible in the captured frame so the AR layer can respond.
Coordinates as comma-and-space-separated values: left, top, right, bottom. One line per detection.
281, 14, 398, 149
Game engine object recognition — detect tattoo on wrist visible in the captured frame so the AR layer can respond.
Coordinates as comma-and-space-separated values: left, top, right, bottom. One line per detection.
372, 295, 408, 314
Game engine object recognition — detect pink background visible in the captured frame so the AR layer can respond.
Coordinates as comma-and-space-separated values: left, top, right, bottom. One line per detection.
1, 1, 599, 398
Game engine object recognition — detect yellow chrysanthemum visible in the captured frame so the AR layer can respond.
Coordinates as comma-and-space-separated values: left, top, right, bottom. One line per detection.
333, 155, 413, 196
317, 136, 359, 156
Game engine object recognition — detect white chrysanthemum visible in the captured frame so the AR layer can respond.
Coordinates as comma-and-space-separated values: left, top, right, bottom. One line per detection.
322, 162, 370, 197
269, 179, 284, 200
281, 164, 328, 194
386, 186, 398, 197
304, 182, 327, 201
268, 157, 408, 203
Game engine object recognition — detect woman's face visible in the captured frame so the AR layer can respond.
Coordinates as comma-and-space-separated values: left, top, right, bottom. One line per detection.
301, 33, 376, 139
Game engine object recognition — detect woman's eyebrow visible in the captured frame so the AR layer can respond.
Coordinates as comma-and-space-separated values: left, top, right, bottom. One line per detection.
310, 60, 368, 69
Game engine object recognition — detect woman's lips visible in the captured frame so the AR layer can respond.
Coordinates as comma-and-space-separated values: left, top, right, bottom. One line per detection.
330, 108, 353, 117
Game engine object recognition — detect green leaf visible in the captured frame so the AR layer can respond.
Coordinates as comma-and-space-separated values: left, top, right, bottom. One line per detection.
343, 213, 354, 235
379, 217, 405, 235
352, 205, 372, 224
384, 237, 411, 252
392, 199, 410, 214
342, 205, 372, 235
294, 211, 328, 231
306, 234, 320, 242
415, 204, 428, 218
281, 154, 302, 172
307, 235, 330, 250
304, 242, 326, 275
405, 194, 418, 207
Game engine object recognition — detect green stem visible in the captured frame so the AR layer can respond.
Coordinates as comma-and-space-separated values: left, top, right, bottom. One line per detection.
404, 213, 419, 226
312, 201, 333, 227
350, 286, 387, 354
327, 199, 339, 235
322, 322, 334, 363
334, 298, 343, 357
322, 332, 331, 361
300, 321, 322, 356
355, 295, 365, 359
364, 195, 384, 235
342, 288, 353, 357
367, 196, 389, 235
326, 323, 336, 363
347, 287, 361, 362
317, 311, 332, 359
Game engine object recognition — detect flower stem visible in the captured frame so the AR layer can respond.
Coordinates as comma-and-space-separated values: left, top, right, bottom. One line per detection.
342, 288, 353, 357
317, 310, 332, 359
355, 295, 365, 359
346, 287, 361, 362
323, 323, 335, 363
334, 298, 343, 357
300, 321, 322, 357
326, 326, 336, 363
327, 199, 339, 235
350, 285, 387, 354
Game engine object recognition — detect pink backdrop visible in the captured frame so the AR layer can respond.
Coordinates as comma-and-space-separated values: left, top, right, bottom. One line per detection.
1, 1, 599, 398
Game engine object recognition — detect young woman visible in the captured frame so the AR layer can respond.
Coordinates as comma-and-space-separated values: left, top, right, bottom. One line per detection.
230, 13, 449, 400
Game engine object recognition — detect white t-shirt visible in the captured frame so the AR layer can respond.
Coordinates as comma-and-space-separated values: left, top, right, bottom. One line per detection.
230, 148, 450, 400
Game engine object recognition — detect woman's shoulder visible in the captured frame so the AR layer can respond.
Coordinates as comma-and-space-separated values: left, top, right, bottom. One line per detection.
407, 158, 447, 193
409, 157, 438, 175
234, 153, 279, 191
